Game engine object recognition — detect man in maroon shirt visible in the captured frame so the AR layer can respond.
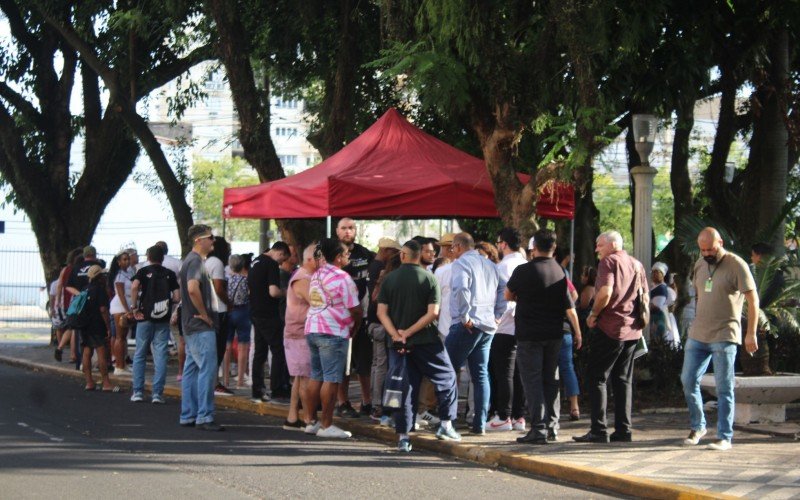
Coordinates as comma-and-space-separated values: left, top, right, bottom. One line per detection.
573, 230, 648, 444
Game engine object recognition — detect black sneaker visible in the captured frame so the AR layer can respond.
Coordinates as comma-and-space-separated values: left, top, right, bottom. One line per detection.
198, 421, 225, 432
336, 401, 360, 418
359, 403, 373, 417
282, 419, 307, 431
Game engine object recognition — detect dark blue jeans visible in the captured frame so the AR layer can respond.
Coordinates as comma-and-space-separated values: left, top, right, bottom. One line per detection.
445, 323, 493, 432
387, 340, 458, 434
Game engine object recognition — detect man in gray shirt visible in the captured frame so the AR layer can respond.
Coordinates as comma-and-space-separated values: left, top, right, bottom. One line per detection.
179, 224, 223, 431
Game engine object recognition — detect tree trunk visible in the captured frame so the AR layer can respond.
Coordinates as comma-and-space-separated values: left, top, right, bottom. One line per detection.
573, 160, 600, 280
705, 61, 740, 231
669, 94, 698, 318
739, 331, 772, 376
754, 28, 789, 252
306, 0, 359, 159
206, 0, 284, 182
472, 107, 537, 238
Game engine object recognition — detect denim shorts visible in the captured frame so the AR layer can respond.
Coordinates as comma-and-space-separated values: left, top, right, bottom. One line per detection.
306, 333, 348, 383
227, 305, 252, 343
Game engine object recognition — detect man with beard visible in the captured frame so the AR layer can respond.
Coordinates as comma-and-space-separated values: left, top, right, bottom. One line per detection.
335, 218, 376, 417
412, 236, 442, 427
680, 227, 757, 451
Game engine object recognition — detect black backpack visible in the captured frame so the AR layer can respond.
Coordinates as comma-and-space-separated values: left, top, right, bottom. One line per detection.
140, 267, 172, 322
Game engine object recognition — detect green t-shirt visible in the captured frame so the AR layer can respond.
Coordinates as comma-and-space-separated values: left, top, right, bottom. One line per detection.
377, 263, 440, 346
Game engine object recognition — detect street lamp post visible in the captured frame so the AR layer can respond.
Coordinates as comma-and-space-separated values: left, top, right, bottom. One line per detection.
630, 114, 658, 276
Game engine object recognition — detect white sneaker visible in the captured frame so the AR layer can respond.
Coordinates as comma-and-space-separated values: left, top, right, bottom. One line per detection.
682, 428, 707, 446
486, 415, 512, 432
707, 439, 732, 451
512, 417, 526, 431
130, 392, 144, 402
417, 410, 441, 426
380, 415, 394, 427
304, 421, 321, 435
316, 424, 352, 439
114, 367, 131, 376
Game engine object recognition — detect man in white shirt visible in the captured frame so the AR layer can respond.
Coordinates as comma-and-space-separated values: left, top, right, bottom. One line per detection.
487, 227, 528, 432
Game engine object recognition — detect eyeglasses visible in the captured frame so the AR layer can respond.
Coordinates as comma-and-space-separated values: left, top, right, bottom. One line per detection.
195, 234, 215, 242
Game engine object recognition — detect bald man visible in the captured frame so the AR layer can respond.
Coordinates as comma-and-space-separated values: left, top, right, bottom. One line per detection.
680, 227, 758, 451
335, 218, 376, 418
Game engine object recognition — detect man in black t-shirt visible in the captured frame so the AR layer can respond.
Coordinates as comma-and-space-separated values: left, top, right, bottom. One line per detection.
130, 245, 180, 404
248, 241, 291, 402
66, 245, 105, 296
335, 218, 376, 418
505, 229, 581, 445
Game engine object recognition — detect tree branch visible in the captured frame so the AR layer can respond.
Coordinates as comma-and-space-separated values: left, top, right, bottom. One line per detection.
0, 101, 45, 205
137, 44, 215, 99
0, 82, 42, 126
0, 0, 39, 54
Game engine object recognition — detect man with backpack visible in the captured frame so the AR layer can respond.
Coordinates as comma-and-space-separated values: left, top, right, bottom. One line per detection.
129, 245, 180, 404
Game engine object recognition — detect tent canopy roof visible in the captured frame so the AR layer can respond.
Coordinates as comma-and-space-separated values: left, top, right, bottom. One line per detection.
223, 108, 534, 220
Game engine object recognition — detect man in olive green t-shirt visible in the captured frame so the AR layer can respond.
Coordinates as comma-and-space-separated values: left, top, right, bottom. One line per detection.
680, 227, 758, 452
377, 240, 460, 452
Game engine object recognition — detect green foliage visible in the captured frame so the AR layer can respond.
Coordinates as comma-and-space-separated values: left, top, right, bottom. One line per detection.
455, 219, 505, 244
192, 157, 260, 242
592, 168, 674, 247
753, 256, 800, 338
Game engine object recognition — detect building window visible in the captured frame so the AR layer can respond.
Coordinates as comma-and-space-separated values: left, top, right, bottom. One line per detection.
279, 155, 297, 166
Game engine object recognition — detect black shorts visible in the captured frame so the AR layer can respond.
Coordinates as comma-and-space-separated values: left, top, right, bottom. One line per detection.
351, 323, 372, 376
80, 328, 107, 349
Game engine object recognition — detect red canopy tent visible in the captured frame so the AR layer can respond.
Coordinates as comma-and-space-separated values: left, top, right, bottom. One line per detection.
223, 108, 531, 221
536, 182, 575, 220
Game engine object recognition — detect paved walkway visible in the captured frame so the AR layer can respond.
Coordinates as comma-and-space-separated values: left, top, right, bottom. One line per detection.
2, 341, 799, 499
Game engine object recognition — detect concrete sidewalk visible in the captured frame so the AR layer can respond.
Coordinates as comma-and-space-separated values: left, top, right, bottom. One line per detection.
2, 341, 799, 500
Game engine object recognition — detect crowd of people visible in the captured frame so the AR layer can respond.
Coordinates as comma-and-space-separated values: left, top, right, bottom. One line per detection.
47, 220, 760, 452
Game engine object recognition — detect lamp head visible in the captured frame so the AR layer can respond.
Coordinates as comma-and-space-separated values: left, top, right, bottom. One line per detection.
632, 114, 658, 165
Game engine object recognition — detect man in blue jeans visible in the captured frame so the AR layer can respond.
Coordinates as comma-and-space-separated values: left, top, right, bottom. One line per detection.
178, 224, 224, 431
129, 245, 180, 404
445, 232, 503, 434
681, 227, 758, 451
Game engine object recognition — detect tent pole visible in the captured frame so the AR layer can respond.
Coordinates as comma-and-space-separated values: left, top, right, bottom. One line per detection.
326, 216, 332, 238
569, 218, 575, 279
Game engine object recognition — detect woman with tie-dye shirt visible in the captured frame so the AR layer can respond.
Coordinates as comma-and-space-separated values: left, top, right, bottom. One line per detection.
304, 238, 362, 439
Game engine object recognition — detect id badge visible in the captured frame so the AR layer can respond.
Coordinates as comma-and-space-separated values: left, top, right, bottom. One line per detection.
704, 278, 713, 293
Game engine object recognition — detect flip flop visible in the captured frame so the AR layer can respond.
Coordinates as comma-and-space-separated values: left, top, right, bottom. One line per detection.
570, 409, 581, 421
84, 385, 98, 391
102, 386, 122, 393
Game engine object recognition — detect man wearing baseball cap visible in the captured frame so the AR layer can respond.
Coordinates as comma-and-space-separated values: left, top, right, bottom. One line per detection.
365, 237, 402, 421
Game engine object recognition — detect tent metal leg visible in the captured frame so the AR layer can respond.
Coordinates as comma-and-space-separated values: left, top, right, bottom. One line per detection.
326, 216, 332, 238
569, 219, 575, 279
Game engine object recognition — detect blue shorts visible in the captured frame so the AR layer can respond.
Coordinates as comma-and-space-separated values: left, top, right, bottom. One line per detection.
226, 306, 252, 343
306, 333, 348, 383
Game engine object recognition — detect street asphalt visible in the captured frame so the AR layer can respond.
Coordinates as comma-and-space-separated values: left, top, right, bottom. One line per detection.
4, 336, 800, 499
0, 362, 621, 499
